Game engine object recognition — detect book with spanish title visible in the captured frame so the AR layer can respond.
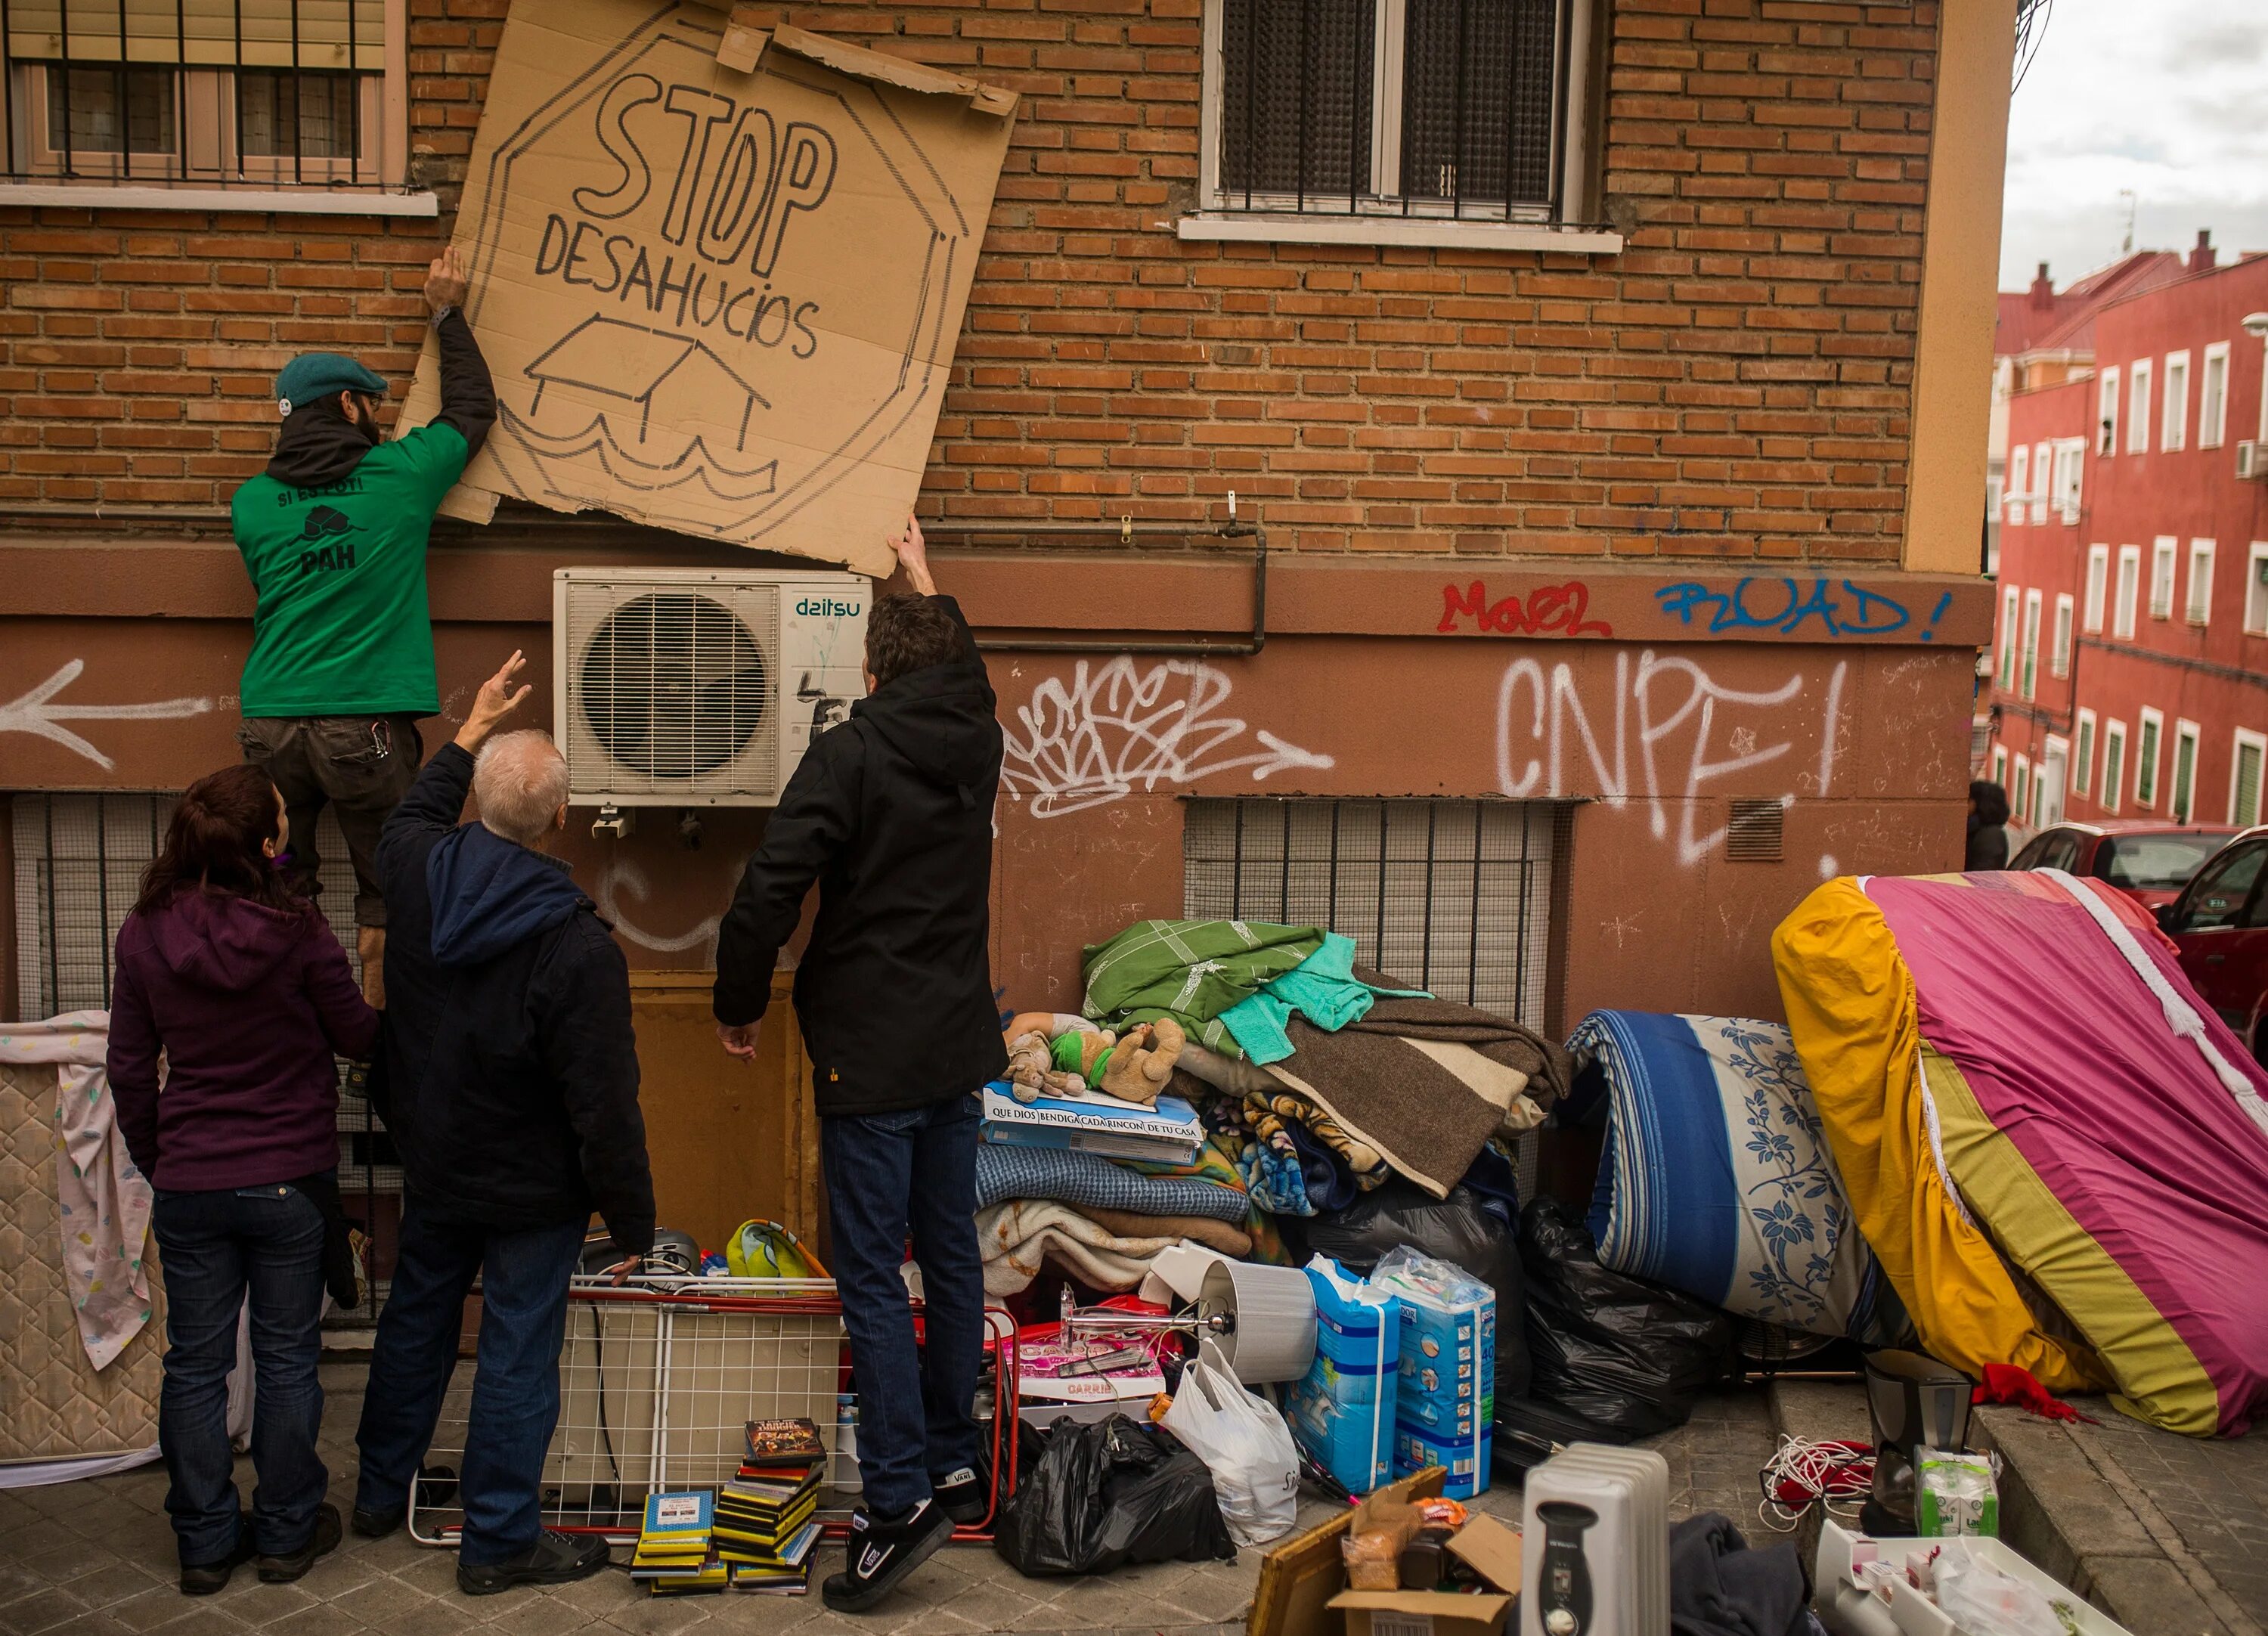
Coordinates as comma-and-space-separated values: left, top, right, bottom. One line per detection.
742, 1418, 827, 1468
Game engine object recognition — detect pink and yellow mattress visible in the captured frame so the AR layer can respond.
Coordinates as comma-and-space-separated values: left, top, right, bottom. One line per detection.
1773, 869, 2268, 1436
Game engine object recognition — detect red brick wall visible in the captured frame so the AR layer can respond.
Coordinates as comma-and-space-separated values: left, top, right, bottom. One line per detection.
1, 0, 1940, 562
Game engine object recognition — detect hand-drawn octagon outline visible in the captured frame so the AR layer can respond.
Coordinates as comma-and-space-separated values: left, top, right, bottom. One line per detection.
460, 2, 968, 542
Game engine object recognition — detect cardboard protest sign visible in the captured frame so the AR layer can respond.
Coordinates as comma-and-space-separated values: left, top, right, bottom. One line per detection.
396, 4, 1017, 577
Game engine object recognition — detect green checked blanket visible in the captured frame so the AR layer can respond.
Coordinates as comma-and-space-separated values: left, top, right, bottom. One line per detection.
1080, 919, 1324, 1054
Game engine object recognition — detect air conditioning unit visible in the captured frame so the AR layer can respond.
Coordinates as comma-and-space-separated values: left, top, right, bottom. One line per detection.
2238, 440, 2266, 481
553, 567, 869, 807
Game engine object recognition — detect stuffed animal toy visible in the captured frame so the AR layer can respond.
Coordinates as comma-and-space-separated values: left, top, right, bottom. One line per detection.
1002, 1012, 1102, 1103
1098, 1017, 1185, 1104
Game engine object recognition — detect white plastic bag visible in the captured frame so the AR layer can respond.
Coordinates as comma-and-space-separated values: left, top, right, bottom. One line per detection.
1160, 1349, 1301, 1546
1934, 1550, 2066, 1636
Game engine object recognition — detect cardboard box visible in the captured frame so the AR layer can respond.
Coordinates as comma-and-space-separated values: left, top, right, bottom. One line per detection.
1330, 1590, 1515, 1636
1327, 1511, 1524, 1636
1246, 1467, 1445, 1636
397, 3, 1018, 572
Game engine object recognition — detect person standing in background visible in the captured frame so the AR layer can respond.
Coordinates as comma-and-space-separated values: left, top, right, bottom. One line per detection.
1966, 779, 2012, 871
107, 765, 380, 1595
228, 245, 496, 1005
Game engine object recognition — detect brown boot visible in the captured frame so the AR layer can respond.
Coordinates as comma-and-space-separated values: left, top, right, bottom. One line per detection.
358, 926, 386, 1009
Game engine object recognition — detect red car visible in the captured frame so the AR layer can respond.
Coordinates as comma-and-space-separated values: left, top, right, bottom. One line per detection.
2007, 821, 2240, 911
2158, 827, 2268, 1064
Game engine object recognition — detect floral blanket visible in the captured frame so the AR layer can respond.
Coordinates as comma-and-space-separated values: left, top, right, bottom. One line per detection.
1566, 1011, 1901, 1343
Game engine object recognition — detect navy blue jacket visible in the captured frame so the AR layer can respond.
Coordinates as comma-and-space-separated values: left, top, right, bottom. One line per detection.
374, 742, 655, 1253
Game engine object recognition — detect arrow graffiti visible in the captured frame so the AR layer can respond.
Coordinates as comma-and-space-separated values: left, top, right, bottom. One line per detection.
0, 661, 215, 772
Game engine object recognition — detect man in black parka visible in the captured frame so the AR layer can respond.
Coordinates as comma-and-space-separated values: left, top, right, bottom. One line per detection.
350, 653, 654, 1595
713, 516, 1005, 1614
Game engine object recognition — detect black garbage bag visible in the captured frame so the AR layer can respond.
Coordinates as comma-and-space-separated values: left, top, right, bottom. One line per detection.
995, 1414, 1238, 1577
1519, 1196, 1735, 1439
1306, 1180, 1531, 1399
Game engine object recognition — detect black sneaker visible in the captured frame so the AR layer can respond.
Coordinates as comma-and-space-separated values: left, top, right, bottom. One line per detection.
178, 1520, 256, 1596
257, 1504, 342, 1584
933, 1463, 990, 1527
456, 1530, 612, 1596
821, 1499, 953, 1613
351, 1502, 405, 1539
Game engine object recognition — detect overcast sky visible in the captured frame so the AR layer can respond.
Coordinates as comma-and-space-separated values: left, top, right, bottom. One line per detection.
1999, 0, 2268, 290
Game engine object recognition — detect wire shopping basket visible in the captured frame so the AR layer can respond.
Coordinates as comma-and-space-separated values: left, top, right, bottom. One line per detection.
406, 1276, 1021, 1546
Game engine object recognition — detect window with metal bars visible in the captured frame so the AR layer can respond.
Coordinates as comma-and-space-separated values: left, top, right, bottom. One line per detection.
11, 791, 404, 1320
1207, 0, 1576, 222
1, 0, 401, 188
1182, 796, 1572, 1036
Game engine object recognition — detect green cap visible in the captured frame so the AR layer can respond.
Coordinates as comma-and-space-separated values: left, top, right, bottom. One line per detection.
274, 352, 389, 417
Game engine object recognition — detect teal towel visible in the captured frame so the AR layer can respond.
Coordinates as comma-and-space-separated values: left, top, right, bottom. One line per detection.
1219, 934, 1427, 1064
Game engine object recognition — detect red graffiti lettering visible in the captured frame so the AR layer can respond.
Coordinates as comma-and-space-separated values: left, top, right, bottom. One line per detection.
1437, 580, 1613, 639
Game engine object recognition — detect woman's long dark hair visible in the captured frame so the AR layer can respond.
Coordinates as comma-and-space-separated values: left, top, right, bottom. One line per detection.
135, 764, 311, 918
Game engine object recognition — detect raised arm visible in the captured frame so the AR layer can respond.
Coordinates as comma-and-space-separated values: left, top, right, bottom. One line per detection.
887, 513, 983, 665
376, 650, 531, 878
423, 246, 497, 457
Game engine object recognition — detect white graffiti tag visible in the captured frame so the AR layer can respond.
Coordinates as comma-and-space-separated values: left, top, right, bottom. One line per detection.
1002, 658, 1334, 818
1, 660, 215, 771
593, 855, 723, 957
1496, 651, 1848, 866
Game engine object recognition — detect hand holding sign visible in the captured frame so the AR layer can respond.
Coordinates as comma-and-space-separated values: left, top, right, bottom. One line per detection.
424, 244, 471, 314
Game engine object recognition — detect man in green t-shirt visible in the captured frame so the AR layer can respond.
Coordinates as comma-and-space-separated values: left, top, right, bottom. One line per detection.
231, 245, 496, 1002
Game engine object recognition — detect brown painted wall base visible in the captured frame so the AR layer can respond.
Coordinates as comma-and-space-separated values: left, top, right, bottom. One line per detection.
1, 604, 1975, 1030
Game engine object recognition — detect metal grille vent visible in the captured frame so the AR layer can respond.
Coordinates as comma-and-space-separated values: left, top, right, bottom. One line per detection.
1725, 798, 1786, 863
562, 579, 780, 801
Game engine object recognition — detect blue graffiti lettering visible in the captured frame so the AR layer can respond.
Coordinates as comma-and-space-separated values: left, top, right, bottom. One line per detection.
1653, 577, 1911, 638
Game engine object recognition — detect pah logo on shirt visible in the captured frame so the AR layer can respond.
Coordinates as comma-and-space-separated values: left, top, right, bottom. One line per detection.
296, 506, 358, 574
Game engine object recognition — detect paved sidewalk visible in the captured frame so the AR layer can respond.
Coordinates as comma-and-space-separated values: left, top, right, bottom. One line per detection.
1974, 1399, 2268, 1636
0, 1366, 1783, 1636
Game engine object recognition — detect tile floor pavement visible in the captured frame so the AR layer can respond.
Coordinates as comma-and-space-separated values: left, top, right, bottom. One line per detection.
0, 1367, 1785, 1636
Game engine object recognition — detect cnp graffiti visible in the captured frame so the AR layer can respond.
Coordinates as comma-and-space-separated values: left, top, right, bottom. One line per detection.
1002, 658, 1334, 818
0, 661, 215, 772
1439, 581, 1614, 637
1496, 651, 1848, 867
1655, 578, 1914, 639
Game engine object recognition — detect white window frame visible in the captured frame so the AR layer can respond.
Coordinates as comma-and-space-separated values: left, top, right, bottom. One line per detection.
1188, 0, 1615, 253
2114, 545, 2142, 640
2053, 438, 2084, 523
2102, 720, 2127, 815
2029, 440, 2051, 524
1991, 745, 2009, 789
2097, 366, 2120, 454
2127, 360, 2152, 454
2171, 717, 2201, 825
2150, 536, 2177, 620
2162, 349, 2190, 451
2040, 733, 2069, 826
2248, 542, 2268, 637
0, 5, 426, 216
2187, 539, 2215, 625
2074, 708, 2096, 798
2013, 755, 2031, 820
2200, 341, 2232, 449
2136, 707, 2164, 810
1998, 585, 2021, 689
2232, 728, 2268, 827
2020, 589, 2042, 700
2084, 544, 2109, 633
2006, 446, 2029, 525
2050, 593, 2074, 679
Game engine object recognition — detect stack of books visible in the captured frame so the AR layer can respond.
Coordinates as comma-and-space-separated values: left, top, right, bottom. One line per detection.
979, 1083, 1204, 1163
715, 1419, 827, 1595
630, 1491, 723, 1594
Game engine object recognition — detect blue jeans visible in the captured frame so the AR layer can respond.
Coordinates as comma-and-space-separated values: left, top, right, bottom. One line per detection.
821, 1092, 986, 1517
151, 1180, 329, 1566
353, 1201, 584, 1566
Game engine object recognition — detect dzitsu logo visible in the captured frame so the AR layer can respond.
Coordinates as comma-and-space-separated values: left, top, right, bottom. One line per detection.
451, 2, 999, 545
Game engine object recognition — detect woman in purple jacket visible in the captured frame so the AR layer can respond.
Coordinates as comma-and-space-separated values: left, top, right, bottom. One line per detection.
108, 764, 379, 1596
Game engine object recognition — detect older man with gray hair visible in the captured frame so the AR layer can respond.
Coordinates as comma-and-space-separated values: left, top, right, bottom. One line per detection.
352, 652, 654, 1596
